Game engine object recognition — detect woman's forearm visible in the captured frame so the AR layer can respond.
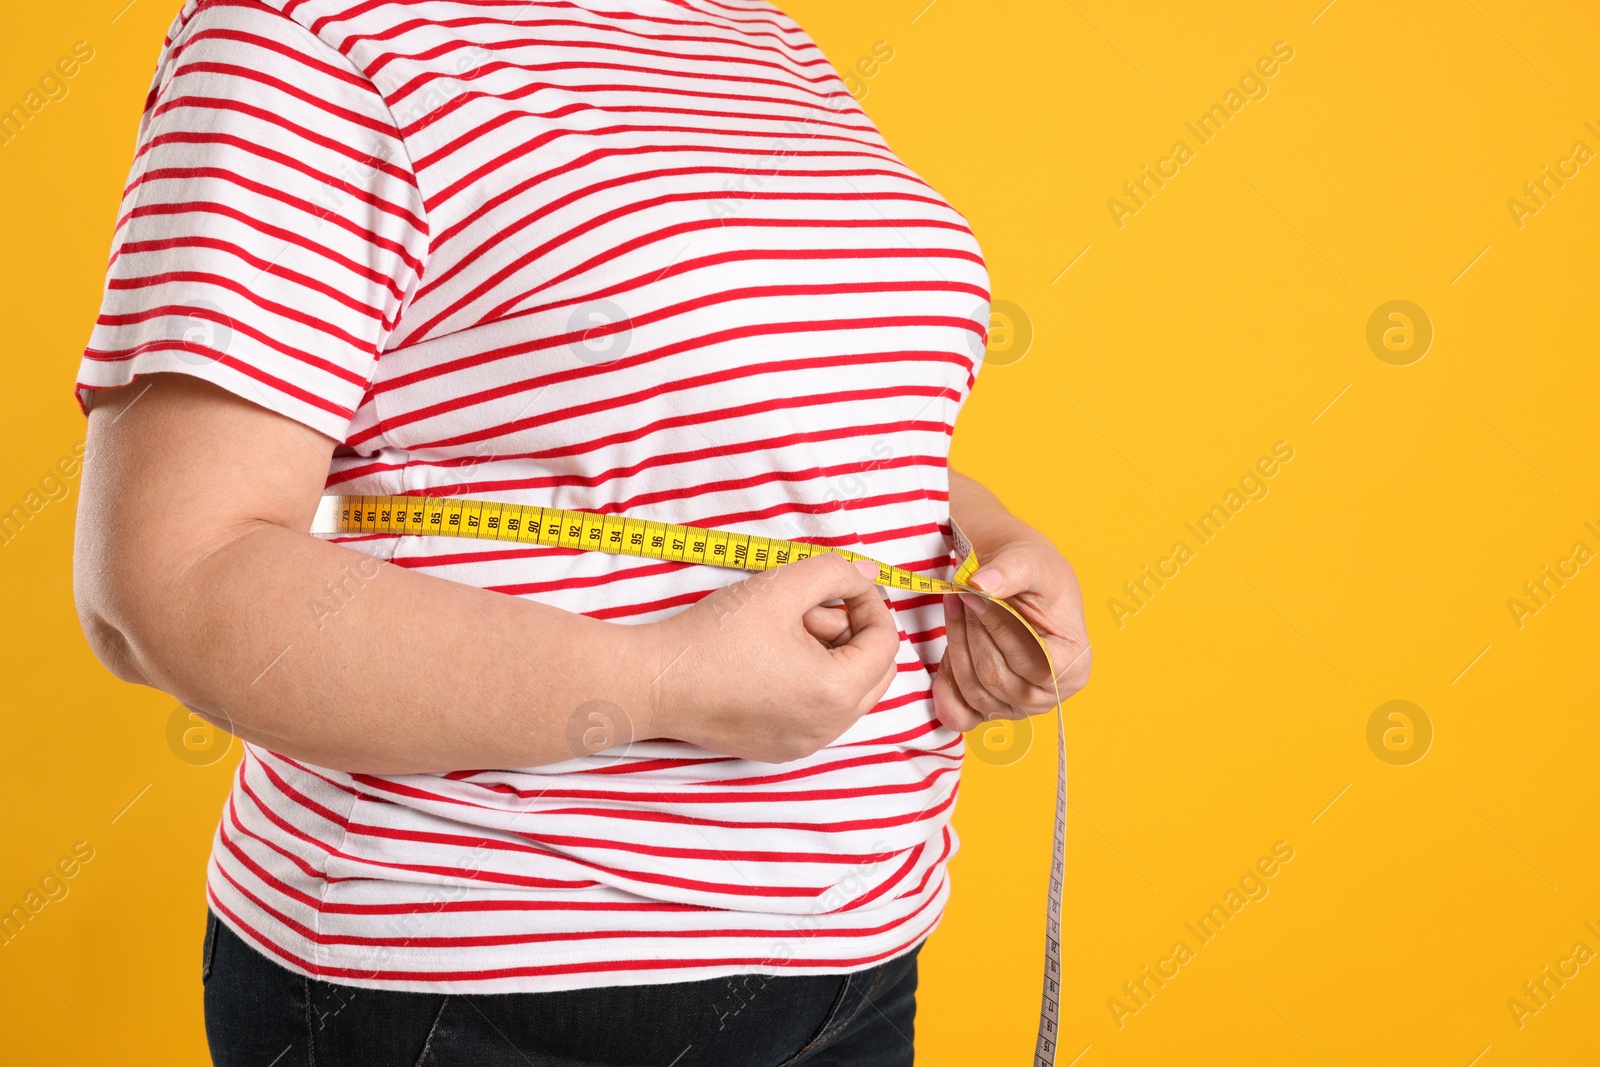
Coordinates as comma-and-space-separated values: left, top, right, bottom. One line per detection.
948, 468, 1042, 556
88, 516, 668, 775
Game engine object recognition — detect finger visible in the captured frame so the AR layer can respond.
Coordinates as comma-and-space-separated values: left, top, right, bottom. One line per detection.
1045, 633, 1092, 697
779, 551, 881, 608
971, 541, 1090, 703
967, 629, 1061, 714
966, 546, 1039, 601
942, 593, 1015, 719
931, 658, 983, 732
960, 592, 1056, 692
955, 612, 1059, 715
831, 582, 900, 683
786, 555, 899, 687
852, 655, 901, 720
770, 554, 897, 706
801, 604, 852, 646
1040, 566, 1092, 694
833, 560, 896, 646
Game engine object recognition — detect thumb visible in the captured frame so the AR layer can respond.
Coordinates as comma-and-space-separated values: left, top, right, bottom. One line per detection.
966, 545, 1036, 599
780, 551, 882, 606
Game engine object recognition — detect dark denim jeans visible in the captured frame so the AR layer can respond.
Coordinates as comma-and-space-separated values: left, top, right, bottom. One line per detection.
202, 911, 920, 1066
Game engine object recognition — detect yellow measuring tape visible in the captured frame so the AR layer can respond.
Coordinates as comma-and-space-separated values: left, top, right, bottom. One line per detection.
312, 493, 1069, 1065
313, 493, 984, 593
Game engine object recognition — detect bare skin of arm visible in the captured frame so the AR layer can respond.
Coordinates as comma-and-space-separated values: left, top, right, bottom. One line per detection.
936, 470, 1091, 730
72, 374, 901, 774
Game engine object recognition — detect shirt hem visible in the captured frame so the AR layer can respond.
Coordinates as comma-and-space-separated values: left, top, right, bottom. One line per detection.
206, 888, 946, 996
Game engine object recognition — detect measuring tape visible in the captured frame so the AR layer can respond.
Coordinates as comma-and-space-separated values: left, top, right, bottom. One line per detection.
312, 493, 1068, 1064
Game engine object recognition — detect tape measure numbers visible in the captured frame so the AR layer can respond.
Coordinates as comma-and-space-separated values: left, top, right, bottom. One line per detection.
312, 493, 1070, 1065
313, 494, 982, 593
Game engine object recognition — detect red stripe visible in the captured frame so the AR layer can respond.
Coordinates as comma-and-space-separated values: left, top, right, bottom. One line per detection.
327, 414, 955, 489
411, 192, 960, 333
895, 828, 955, 903
411, 214, 973, 340
104, 267, 381, 353
380, 366, 961, 460
183, 23, 374, 92
213, 852, 939, 950
242, 761, 604, 891
79, 343, 355, 423
700, 747, 959, 788
372, 301, 971, 404
535, 787, 957, 835
360, 16, 821, 85
209, 888, 943, 982
364, 764, 960, 808
116, 236, 397, 329
86, 301, 366, 389
363, 319, 972, 442
113, 199, 420, 295
419, 163, 923, 293
156, 77, 405, 172
343, 816, 906, 867
129, 140, 424, 238
384, 34, 836, 110
426, 134, 892, 215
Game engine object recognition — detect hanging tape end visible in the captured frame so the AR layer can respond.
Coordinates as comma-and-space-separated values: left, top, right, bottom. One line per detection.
310, 495, 341, 535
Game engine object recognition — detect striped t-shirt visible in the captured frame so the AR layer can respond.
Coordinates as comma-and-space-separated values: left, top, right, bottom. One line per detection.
77, 0, 990, 992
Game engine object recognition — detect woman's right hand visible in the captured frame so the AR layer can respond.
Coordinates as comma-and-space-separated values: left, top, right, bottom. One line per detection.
648, 553, 902, 763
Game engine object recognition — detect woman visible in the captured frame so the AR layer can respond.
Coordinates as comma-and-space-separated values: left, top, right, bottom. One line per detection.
72, 1, 1089, 1063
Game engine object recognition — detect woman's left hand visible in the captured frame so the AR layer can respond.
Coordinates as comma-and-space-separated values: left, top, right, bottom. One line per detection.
931, 535, 1091, 731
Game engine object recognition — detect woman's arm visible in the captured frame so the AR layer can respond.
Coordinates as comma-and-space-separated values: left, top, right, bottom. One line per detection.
935, 469, 1091, 731
73, 375, 900, 773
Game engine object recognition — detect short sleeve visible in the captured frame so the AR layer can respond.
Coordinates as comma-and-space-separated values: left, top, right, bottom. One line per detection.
74, 1, 429, 443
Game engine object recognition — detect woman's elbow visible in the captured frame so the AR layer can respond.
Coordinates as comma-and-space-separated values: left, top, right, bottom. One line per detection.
78, 609, 151, 686
72, 527, 166, 688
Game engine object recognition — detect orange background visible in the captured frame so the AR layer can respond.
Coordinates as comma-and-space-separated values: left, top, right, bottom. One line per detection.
2, 2, 1597, 1064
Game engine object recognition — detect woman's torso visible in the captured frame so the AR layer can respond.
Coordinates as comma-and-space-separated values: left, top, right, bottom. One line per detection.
197, 0, 989, 991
